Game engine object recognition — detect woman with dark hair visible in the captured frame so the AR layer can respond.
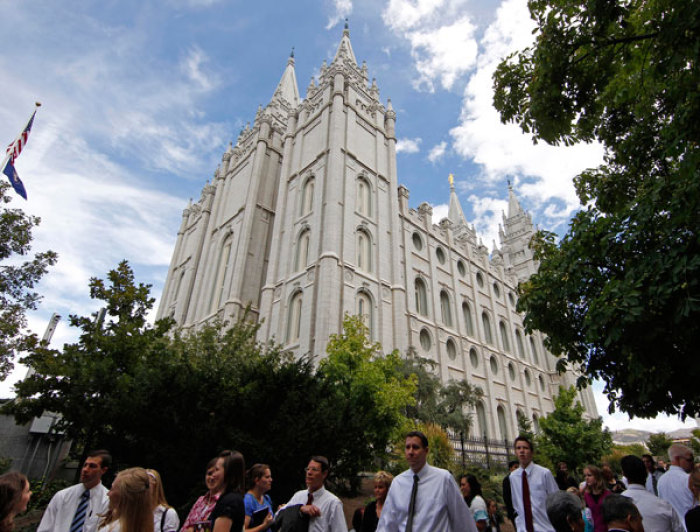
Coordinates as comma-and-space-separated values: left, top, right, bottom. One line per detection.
209, 450, 246, 532
181, 457, 226, 532
243, 463, 274, 531
0, 472, 31, 532
460, 474, 487, 517
582, 465, 610, 532
98, 467, 154, 532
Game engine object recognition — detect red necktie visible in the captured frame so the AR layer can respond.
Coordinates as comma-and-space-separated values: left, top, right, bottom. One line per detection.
522, 470, 534, 532
306, 492, 314, 505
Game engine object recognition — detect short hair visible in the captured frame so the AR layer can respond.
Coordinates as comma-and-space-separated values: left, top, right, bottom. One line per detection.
373, 470, 393, 489
641, 454, 654, 464
219, 450, 246, 494
87, 449, 112, 469
508, 460, 519, 470
309, 456, 329, 473
0, 472, 28, 528
601, 494, 640, 524
546, 491, 583, 532
246, 463, 271, 490
620, 455, 646, 485
514, 435, 533, 452
668, 443, 692, 462
406, 431, 429, 448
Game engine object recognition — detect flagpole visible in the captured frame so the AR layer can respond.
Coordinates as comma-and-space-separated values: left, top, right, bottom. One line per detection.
1, 102, 41, 172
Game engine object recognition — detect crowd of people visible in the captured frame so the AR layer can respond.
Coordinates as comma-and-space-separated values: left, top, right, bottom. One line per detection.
0, 436, 697, 532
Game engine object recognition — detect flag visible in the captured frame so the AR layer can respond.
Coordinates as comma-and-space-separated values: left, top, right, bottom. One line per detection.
2, 104, 40, 200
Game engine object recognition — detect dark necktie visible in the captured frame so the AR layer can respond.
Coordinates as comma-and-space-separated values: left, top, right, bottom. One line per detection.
70, 489, 90, 532
406, 474, 419, 532
522, 471, 534, 532
306, 492, 314, 505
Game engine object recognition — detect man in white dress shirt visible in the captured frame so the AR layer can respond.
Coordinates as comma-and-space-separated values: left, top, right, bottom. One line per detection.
658, 443, 695, 527
377, 430, 477, 532
620, 454, 684, 532
284, 455, 348, 532
38, 449, 111, 532
509, 435, 558, 532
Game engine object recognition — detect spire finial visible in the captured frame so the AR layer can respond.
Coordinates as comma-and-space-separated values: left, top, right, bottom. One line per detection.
345, 18, 349, 30
449, 173, 454, 188
290, 46, 295, 59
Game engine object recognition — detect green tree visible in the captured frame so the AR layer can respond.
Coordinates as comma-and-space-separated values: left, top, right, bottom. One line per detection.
536, 386, 612, 472
0, 182, 57, 378
318, 315, 417, 491
516, 410, 534, 441
493, 0, 700, 418
690, 429, 700, 457
646, 432, 673, 459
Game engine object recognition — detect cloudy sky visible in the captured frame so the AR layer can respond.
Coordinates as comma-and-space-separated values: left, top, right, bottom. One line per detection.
1, 0, 694, 433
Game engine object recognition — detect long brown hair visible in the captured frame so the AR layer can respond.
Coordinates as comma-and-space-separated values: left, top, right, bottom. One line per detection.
583, 465, 606, 495
100, 468, 154, 532
0, 472, 28, 532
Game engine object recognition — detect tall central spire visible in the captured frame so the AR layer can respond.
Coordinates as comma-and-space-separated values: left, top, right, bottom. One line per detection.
333, 19, 358, 65
448, 173, 468, 228
270, 49, 300, 107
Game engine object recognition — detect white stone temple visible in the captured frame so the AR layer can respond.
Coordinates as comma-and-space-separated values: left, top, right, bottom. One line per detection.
157, 25, 598, 440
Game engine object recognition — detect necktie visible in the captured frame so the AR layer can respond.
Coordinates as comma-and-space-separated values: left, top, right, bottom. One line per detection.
522, 471, 534, 532
70, 489, 90, 532
406, 474, 419, 532
306, 492, 314, 505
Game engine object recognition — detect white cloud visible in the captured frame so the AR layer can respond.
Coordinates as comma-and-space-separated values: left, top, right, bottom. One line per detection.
382, 0, 477, 92
181, 46, 220, 92
327, 0, 353, 29
396, 137, 422, 153
431, 203, 449, 225
468, 194, 507, 248
428, 141, 447, 162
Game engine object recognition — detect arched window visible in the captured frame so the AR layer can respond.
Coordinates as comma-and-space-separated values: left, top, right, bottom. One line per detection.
300, 177, 314, 216
530, 336, 540, 365
476, 402, 488, 438
357, 176, 371, 216
210, 234, 233, 312
497, 405, 509, 441
446, 338, 457, 360
294, 229, 311, 272
462, 301, 474, 336
515, 329, 526, 359
482, 312, 493, 344
414, 278, 428, 317
440, 290, 453, 327
286, 291, 303, 343
357, 229, 372, 272
499, 321, 511, 352
357, 291, 373, 338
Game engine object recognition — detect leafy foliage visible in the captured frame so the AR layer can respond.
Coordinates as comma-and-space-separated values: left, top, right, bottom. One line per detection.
493, 0, 700, 417
646, 432, 673, 459
535, 387, 612, 473
0, 182, 57, 379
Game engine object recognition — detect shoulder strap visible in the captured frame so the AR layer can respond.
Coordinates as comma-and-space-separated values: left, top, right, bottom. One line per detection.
160, 506, 168, 531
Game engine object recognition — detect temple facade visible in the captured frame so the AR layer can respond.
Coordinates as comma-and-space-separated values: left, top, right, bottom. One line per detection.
157, 27, 598, 440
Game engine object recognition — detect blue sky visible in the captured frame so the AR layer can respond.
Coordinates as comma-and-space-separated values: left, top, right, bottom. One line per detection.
1, 0, 695, 433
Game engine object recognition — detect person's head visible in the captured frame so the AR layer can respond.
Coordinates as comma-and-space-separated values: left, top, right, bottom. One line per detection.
641, 454, 655, 473
508, 460, 519, 472
566, 486, 581, 499
459, 474, 482, 503
305, 456, 329, 492
583, 465, 605, 494
146, 469, 170, 510
688, 465, 700, 502
218, 450, 246, 495
80, 450, 111, 490
405, 431, 429, 473
105, 467, 153, 532
558, 461, 568, 473
205, 456, 223, 495
546, 491, 585, 532
601, 494, 643, 532
487, 499, 498, 516
668, 443, 694, 473
0, 472, 31, 531
246, 463, 273, 493
620, 455, 647, 486
473, 509, 489, 532
373, 471, 393, 503
600, 463, 616, 482
514, 436, 534, 467
657, 459, 667, 470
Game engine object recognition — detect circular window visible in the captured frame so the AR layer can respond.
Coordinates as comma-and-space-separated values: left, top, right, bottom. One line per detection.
419, 329, 431, 351
524, 369, 532, 387
539, 374, 545, 391
457, 260, 466, 276
446, 339, 457, 360
493, 282, 501, 297
489, 356, 498, 374
436, 246, 446, 264
476, 272, 484, 288
412, 232, 423, 251
469, 348, 479, 368
508, 292, 516, 306
508, 362, 516, 381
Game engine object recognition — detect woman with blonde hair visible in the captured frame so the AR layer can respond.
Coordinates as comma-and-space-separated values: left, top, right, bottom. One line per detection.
581, 465, 610, 532
99, 467, 154, 532
0, 472, 31, 532
361, 471, 393, 532
147, 469, 180, 532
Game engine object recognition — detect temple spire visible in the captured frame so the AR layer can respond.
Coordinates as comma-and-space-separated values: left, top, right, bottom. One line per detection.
333, 19, 358, 65
270, 50, 300, 107
507, 180, 523, 217
448, 173, 468, 228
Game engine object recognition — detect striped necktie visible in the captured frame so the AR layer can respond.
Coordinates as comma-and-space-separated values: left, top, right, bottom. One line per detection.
70, 489, 90, 532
